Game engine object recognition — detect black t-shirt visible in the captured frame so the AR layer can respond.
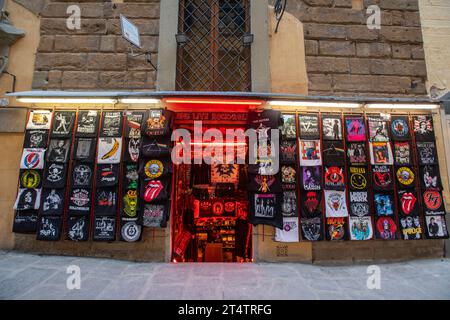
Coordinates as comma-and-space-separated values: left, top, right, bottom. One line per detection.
51, 111, 76, 138
123, 163, 139, 190
281, 114, 297, 140
36, 216, 62, 241
73, 138, 96, 162
300, 216, 323, 241
67, 216, 89, 241
390, 116, 411, 141
19, 169, 43, 189
141, 135, 172, 158
124, 138, 141, 163
348, 191, 371, 217
422, 190, 446, 215
399, 215, 422, 240
43, 162, 67, 189
419, 165, 442, 190
40, 188, 65, 216
322, 115, 343, 141
346, 142, 367, 165
12, 210, 39, 234
280, 140, 297, 164
247, 174, 282, 193
324, 166, 345, 190
247, 110, 282, 131
125, 111, 146, 138
96, 164, 120, 187
139, 157, 173, 180
374, 193, 395, 217
14, 188, 41, 211
413, 115, 435, 142
143, 109, 174, 136
323, 141, 345, 166
93, 216, 116, 241
76, 110, 100, 137
142, 202, 170, 228
397, 189, 420, 217
100, 111, 123, 137
372, 165, 394, 191
122, 189, 139, 220
248, 193, 283, 229
298, 114, 320, 140
348, 166, 369, 191
394, 141, 412, 166
47, 139, 71, 163
325, 217, 348, 241
395, 166, 416, 189
281, 191, 298, 217
300, 190, 322, 218
375, 216, 398, 240
68, 187, 92, 216
72, 162, 94, 188
121, 221, 142, 242
140, 176, 171, 203
301, 166, 321, 191
424, 215, 449, 239
95, 187, 118, 216
23, 130, 49, 149
417, 141, 438, 165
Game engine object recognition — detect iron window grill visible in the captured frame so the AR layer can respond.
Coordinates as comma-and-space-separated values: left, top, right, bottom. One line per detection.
176, 0, 252, 92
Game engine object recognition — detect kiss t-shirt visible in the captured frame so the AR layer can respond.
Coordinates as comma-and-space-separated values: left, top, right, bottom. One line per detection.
143, 109, 174, 136
96, 164, 120, 187
413, 115, 435, 142
36, 216, 62, 241
23, 130, 49, 149
390, 116, 411, 141
40, 188, 65, 216
124, 138, 141, 163
248, 193, 283, 229
51, 111, 76, 138
43, 163, 67, 189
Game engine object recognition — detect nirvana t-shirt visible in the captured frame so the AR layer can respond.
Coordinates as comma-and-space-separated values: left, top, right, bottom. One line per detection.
142, 202, 169, 228
124, 138, 141, 163
301, 190, 322, 218
326, 217, 347, 241
413, 115, 435, 142
275, 217, 299, 243
19, 169, 42, 189
396, 166, 416, 188
36, 216, 62, 241
345, 116, 366, 142
394, 141, 412, 165
280, 140, 297, 164
422, 190, 446, 215
369, 141, 393, 165
23, 130, 49, 149
397, 189, 420, 217
346, 142, 367, 165
374, 193, 395, 217
121, 221, 142, 242
349, 191, 370, 217
40, 188, 65, 216
368, 116, 390, 142
348, 166, 368, 191
51, 111, 76, 137
93, 216, 116, 241
372, 165, 394, 191
301, 217, 323, 241
123, 163, 139, 190
299, 140, 322, 166
323, 141, 345, 166
324, 166, 345, 190
43, 163, 67, 189
95, 187, 118, 216
375, 216, 397, 240
122, 189, 139, 219
72, 163, 94, 188
349, 216, 373, 240
420, 165, 442, 190
417, 141, 438, 165
73, 138, 96, 162
141, 135, 172, 158
301, 166, 321, 191
97, 137, 123, 164
67, 216, 89, 241
424, 215, 449, 239
76, 110, 99, 137
20, 148, 45, 170
68, 187, 92, 215
143, 109, 174, 136
247, 174, 282, 193
26, 110, 52, 130
100, 111, 123, 137
298, 114, 320, 140
12, 210, 38, 234
96, 164, 120, 187
248, 193, 283, 229
140, 176, 171, 203
399, 215, 422, 240
281, 191, 298, 217
390, 116, 411, 141
281, 114, 297, 140
324, 190, 348, 218
322, 115, 342, 140
125, 111, 145, 139
46, 139, 71, 163
14, 188, 41, 210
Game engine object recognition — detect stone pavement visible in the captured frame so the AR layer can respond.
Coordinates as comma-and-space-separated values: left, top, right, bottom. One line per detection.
0, 250, 449, 300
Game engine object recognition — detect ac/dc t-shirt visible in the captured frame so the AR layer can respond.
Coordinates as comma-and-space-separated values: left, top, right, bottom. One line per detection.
420, 165, 442, 190
399, 215, 422, 240
96, 164, 120, 187
281, 114, 297, 140
21, 148, 45, 171
298, 114, 320, 140
121, 221, 142, 242
300, 217, 323, 241
248, 193, 283, 229
375, 216, 397, 240
422, 190, 446, 215
93, 216, 116, 241
141, 135, 172, 158
123, 163, 139, 190
74, 138, 96, 162
36, 216, 62, 241
76, 110, 99, 137
301, 190, 322, 218
23, 130, 49, 149
424, 215, 449, 239
143, 109, 174, 136
396, 166, 416, 189
140, 176, 171, 203
390, 116, 411, 141
301, 166, 322, 191
95, 187, 118, 216
345, 116, 366, 142
281, 191, 298, 217
72, 163, 94, 188
46, 139, 71, 163
51, 111, 76, 138
68, 187, 92, 216
323, 141, 345, 166
394, 141, 412, 165
100, 111, 123, 137
417, 141, 438, 165
397, 189, 420, 217
124, 138, 141, 163
14, 188, 41, 211
40, 188, 65, 216
67, 216, 89, 241
125, 111, 145, 139
43, 163, 67, 189
349, 191, 370, 217
348, 166, 369, 191
413, 115, 435, 142
247, 174, 282, 193
346, 142, 367, 165
19, 169, 43, 189
326, 217, 348, 241
12, 210, 39, 234
122, 189, 139, 220
280, 140, 297, 164
374, 193, 395, 217
372, 165, 394, 191
142, 202, 169, 228
322, 115, 342, 141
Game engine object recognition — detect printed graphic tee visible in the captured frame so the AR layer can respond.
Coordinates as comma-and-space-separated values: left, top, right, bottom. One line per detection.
97, 137, 123, 164
275, 217, 299, 243
248, 193, 283, 229
67, 216, 89, 241
416, 141, 438, 165
46, 139, 71, 163
93, 216, 116, 241
26, 110, 52, 130
43, 162, 67, 189
143, 109, 174, 136
36, 216, 62, 241
23, 130, 49, 149
40, 188, 65, 216
413, 115, 435, 142
322, 141, 345, 166
96, 164, 120, 187
424, 215, 449, 239
324, 190, 348, 218
345, 116, 366, 142
298, 114, 320, 140
51, 111, 76, 137
390, 116, 411, 141
349, 216, 373, 241
72, 163, 94, 188
322, 115, 342, 140
76, 110, 99, 137
419, 165, 442, 190
100, 111, 123, 137
301, 217, 323, 241
74, 138, 96, 162
125, 111, 145, 139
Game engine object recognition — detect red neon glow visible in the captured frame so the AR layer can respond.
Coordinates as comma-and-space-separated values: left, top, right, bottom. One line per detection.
164, 98, 263, 106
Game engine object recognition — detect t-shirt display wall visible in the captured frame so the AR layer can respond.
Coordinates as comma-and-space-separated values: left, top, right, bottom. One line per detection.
13, 109, 173, 243
248, 111, 449, 242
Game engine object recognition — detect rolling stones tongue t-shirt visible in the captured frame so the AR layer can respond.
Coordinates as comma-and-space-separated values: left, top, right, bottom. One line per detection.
323, 141, 345, 166
346, 142, 367, 165
422, 190, 446, 215
141, 135, 172, 158
417, 141, 438, 165
324, 190, 348, 218
72, 163, 94, 188
100, 111, 123, 137
280, 140, 297, 164
140, 177, 170, 203
375, 216, 397, 240
348, 166, 368, 191
390, 116, 411, 141
247, 174, 282, 193
298, 114, 320, 140
301, 217, 323, 241
143, 109, 174, 136
419, 165, 442, 190
394, 141, 412, 165
413, 115, 435, 142
125, 111, 145, 139
95, 187, 118, 216
248, 193, 283, 229
23, 130, 49, 149
36, 216, 62, 241
399, 215, 422, 240
397, 189, 420, 217
19, 169, 42, 189
322, 115, 343, 141
14, 188, 41, 211
349, 216, 373, 241
43, 163, 67, 189
301, 166, 321, 191
76, 110, 99, 137
301, 190, 322, 218
372, 165, 394, 191
51, 111, 76, 137
40, 188, 65, 216
68, 187, 91, 216
324, 166, 345, 190
345, 116, 366, 142
96, 164, 120, 187
74, 138, 96, 163
281, 114, 297, 140
93, 216, 116, 241
67, 216, 89, 241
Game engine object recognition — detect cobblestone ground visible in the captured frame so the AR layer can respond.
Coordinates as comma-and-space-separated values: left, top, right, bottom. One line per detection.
0, 250, 449, 300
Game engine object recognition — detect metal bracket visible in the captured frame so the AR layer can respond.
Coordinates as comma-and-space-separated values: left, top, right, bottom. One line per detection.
128, 46, 157, 71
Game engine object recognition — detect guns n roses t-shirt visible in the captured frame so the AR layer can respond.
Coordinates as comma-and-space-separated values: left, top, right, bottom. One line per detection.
396, 166, 416, 189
